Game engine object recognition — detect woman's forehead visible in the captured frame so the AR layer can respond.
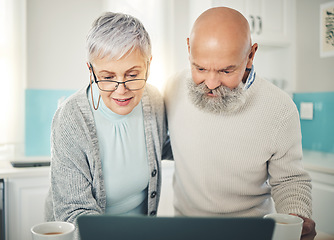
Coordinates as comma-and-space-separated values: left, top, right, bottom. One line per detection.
91, 49, 147, 73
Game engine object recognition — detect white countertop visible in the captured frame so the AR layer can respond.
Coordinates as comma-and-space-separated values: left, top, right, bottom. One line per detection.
302, 150, 334, 175
1, 150, 332, 178
0, 156, 50, 178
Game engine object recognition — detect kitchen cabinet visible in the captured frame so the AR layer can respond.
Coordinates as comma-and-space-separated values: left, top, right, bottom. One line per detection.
211, 0, 293, 46
0, 159, 50, 240
303, 150, 334, 236
5, 176, 50, 240
307, 170, 334, 236
0, 179, 4, 240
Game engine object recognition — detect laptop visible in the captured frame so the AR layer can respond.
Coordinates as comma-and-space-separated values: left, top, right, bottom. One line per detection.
78, 215, 275, 240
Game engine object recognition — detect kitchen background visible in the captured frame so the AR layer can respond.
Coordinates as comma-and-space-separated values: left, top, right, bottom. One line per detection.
0, 0, 333, 239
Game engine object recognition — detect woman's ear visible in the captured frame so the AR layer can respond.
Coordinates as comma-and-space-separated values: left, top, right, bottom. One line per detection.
146, 57, 153, 79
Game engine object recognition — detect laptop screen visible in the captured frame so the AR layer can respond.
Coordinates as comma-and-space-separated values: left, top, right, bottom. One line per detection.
78, 215, 275, 240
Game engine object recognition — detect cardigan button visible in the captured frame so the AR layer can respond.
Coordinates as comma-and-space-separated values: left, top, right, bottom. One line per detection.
151, 169, 157, 177
150, 211, 156, 216
150, 191, 157, 198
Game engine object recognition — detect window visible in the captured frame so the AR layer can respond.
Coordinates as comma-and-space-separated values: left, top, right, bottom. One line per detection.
0, 0, 25, 159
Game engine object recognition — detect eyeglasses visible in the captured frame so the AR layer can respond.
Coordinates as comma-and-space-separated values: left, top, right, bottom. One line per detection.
89, 63, 148, 92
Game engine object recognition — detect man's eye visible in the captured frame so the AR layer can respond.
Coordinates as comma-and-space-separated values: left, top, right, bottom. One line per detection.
219, 70, 231, 74
197, 68, 205, 72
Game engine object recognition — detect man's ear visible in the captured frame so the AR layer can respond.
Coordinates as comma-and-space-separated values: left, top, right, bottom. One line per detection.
246, 43, 258, 68
249, 43, 258, 60
187, 38, 190, 54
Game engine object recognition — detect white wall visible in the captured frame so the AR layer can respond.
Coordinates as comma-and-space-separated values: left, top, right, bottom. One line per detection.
26, 0, 334, 93
26, 0, 104, 90
295, 0, 334, 92
26, 0, 188, 92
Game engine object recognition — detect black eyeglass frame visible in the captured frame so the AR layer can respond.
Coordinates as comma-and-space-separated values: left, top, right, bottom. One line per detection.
89, 62, 149, 92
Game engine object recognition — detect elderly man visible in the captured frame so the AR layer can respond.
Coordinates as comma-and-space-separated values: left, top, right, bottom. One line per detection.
164, 7, 316, 239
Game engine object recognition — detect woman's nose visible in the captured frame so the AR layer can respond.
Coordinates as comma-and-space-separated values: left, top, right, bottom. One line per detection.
114, 82, 128, 94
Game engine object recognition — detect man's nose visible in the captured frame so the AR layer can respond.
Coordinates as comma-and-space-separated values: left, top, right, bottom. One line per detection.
204, 72, 221, 90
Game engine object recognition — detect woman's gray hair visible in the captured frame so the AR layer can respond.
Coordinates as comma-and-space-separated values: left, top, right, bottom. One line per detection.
87, 12, 151, 62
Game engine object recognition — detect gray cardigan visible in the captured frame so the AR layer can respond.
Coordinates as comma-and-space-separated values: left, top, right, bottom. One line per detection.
45, 84, 169, 238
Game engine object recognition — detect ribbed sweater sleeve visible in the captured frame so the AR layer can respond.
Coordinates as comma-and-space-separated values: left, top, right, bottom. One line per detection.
268, 103, 312, 217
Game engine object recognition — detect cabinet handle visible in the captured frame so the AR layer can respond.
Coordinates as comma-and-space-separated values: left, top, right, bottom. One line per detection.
257, 16, 262, 35
250, 15, 255, 34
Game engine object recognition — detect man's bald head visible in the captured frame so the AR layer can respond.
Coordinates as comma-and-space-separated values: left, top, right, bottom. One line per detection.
188, 7, 252, 59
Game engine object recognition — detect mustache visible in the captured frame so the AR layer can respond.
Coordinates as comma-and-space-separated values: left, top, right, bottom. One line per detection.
194, 82, 244, 99
187, 79, 247, 114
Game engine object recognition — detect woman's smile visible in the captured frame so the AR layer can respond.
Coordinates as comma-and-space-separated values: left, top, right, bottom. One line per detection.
112, 97, 133, 106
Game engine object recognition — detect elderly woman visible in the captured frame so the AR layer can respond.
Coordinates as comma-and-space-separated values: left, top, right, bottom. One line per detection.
45, 12, 169, 238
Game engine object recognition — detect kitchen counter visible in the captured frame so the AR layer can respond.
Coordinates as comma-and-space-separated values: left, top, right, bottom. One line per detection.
316, 232, 334, 240
300, 150, 334, 239
302, 150, 334, 175
0, 157, 50, 178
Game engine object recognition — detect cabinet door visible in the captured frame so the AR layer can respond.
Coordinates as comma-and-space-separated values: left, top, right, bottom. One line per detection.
246, 0, 262, 35
308, 170, 334, 235
252, 0, 291, 45
5, 176, 50, 240
211, 0, 292, 46
312, 181, 334, 235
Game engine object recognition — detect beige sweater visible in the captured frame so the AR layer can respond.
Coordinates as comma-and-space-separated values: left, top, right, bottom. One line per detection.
164, 70, 312, 218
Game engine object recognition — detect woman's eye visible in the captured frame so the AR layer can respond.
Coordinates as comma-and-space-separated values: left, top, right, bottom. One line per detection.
127, 74, 138, 79
102, 76, 114, 80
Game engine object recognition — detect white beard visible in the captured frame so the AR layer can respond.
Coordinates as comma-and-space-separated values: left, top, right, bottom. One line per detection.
187, 77, 248, 114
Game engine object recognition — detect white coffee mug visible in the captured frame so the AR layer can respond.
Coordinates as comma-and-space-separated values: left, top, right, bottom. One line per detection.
264, 213, 303, 240
31, 221, 75, 240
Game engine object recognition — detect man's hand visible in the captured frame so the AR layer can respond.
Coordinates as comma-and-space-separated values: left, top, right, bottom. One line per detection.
290, 214, 316, 240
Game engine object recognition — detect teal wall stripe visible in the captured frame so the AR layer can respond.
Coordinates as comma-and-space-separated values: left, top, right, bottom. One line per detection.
293, 92, 334, 154
24, 90, 334, 155
25, 89, 76, 156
